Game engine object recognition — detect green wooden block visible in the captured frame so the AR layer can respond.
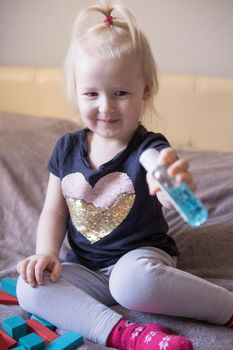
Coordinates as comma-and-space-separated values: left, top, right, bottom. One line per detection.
2, 315, 27, 340
46, 330, 84, 350
19, 332, 45, 350
0, 277, 17, 297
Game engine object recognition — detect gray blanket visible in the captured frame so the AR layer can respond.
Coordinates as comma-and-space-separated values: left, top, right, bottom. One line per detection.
1, 111, 233, 349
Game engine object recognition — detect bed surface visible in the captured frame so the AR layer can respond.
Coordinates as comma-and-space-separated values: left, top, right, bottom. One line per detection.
1, 111, 233, 349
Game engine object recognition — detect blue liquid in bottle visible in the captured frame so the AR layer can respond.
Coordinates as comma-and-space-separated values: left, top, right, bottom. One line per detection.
166, 183, 208, 226
139, 149, 208, 227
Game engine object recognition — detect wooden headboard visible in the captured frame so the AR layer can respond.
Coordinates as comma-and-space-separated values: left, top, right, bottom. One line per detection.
0, 66, 233, 152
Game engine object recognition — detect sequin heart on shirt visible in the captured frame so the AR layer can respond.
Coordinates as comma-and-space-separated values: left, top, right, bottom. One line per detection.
61, 172, 135, 243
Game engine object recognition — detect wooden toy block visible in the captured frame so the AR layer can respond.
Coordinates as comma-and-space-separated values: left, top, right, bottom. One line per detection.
2, 315, 27, 340
46, 330, 84, 350
12, 346, 26, 350
19, 332, 45, 350
26, 319, 58, 345
30, 314, 56, 331
0, 277, 17, 297
0, 329, 18, 348
0, 333, 8, 350
0, 289, 19, 304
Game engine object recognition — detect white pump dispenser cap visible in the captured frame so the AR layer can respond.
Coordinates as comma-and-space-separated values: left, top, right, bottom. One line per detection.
139, 148, 160, 172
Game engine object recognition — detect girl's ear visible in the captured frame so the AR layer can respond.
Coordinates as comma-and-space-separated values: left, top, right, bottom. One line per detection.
143, 83, 152, 100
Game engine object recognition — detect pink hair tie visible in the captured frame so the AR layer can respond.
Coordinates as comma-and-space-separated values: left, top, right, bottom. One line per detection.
104, 16, 113, 25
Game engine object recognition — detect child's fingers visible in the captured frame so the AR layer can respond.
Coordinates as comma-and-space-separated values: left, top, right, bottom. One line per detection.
159, 147, 178, 165
50, 260, 61, 282
167, 158, 189, 177
146, 172, 160, 195
17, 259, 30, 283
26, 260, 37, 287
17, 255, 60, 288
51, 260, 61, 282
34, 258, 50, 286
176, 172, 197, 192
17, 260, 23, 276
16, 261, 21, 274
167, 158, 197, 191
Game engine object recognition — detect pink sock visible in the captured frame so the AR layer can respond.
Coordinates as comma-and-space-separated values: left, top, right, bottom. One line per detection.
225, 315, 233, 329
107, 318, 193, 350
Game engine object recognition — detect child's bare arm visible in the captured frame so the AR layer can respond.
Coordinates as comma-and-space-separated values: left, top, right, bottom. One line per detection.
17, 174, 69, 287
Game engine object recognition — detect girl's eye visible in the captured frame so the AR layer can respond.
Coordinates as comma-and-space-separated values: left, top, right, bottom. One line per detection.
84, 92, 98, 97
115, 90, 129, 97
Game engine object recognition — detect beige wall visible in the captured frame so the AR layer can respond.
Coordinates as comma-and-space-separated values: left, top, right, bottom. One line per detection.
0, 0, 233, 77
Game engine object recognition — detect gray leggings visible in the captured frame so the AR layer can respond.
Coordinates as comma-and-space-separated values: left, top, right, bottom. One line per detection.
17, 247, 233, 345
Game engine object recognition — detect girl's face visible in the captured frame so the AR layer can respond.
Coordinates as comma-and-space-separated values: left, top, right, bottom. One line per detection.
75, 48, 149, 144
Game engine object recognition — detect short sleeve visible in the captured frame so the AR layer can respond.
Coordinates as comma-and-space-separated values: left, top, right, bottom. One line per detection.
150, 133, 170, 151
48, 133, 72, 178
140, 131, 171, 154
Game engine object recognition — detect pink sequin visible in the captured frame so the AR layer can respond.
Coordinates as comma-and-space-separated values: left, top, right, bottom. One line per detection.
61, 172, 135, 210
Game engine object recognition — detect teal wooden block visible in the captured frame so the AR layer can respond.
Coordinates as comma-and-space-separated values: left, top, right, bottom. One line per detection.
30, 315, 56, 331
46, 330, 84, 350
13, 346, 26, 350
19, 332, 45, 350
2, 315, 27, 340
0, 277, 17, 297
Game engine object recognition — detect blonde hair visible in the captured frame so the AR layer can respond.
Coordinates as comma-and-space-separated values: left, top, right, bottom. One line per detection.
64, 0, 158, 121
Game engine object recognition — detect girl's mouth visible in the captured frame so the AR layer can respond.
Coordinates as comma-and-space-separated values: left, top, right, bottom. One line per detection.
98, 119, 119, 124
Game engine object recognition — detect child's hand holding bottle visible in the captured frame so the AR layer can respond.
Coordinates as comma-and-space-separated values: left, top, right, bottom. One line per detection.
140, 147, 208, 227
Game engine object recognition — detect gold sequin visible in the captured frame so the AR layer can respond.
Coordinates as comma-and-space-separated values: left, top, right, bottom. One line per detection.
66, 193, 135, 244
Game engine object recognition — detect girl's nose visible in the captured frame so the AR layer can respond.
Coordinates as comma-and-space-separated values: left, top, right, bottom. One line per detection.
98, 96, 115, 114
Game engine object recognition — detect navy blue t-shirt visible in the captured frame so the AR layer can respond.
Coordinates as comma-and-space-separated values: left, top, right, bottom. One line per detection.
48, 125, 178, 269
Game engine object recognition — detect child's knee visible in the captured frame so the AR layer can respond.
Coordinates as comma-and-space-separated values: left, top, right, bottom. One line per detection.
16, 274, 50, 314
17, 276, 37, 312
109, 248, 172, 310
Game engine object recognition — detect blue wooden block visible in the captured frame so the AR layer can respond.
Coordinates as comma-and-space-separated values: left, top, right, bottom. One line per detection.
0, 277, 17, 297
30, 315, 56, 331
19, 332, 45, 350
46, 330, 84, 350
13, 346, 26, 350
2, 315, 27, 340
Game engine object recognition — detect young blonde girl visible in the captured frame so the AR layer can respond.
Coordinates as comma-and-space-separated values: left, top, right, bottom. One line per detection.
17, 1, 233, 349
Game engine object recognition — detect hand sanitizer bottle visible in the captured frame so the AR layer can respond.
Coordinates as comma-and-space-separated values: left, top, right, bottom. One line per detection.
139, 148, 208, 227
